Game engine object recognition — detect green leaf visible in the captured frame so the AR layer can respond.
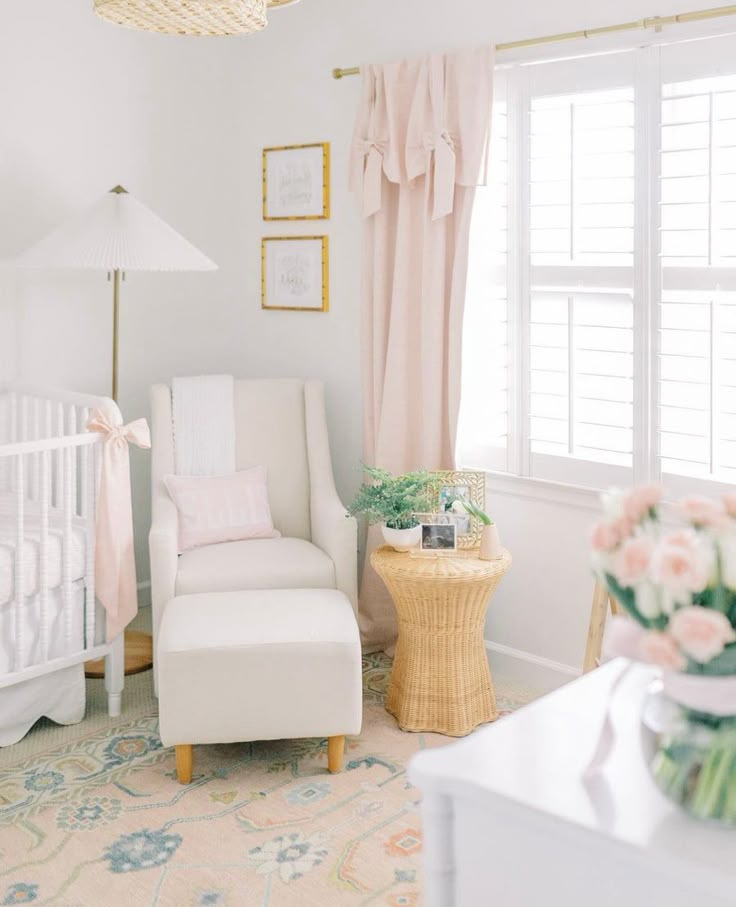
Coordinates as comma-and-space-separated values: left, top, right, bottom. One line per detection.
698, 644, 736, 676
603, 574, 666, 630
461, 500, 492, 525
347, 464, 434, 527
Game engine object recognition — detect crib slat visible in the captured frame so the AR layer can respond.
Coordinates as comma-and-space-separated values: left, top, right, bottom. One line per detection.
9, 391, 17, 443
39, 449, 50, 662
31, 397, 40, 501
80, 406, 89, 520
54, 402, 64, 508
63, 444, 74, 654
84, 441, 97, 649
67, 406, 77, 517
13, 454, 25, 673
20, 396, 29, 500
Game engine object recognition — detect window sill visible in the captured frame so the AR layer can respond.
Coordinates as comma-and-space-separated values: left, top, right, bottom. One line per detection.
462, 468, 603, 513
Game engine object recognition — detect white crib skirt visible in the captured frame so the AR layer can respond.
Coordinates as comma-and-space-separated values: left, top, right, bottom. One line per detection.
0, 581, 87, 747
0, 665, 84, 746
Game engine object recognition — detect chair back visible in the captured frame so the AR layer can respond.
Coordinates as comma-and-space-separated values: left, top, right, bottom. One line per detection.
233, 379, 311, 540
151, 378, 314, 541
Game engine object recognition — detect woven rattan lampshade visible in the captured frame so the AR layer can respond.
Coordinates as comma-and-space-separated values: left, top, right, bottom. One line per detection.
93, 0, 268, 36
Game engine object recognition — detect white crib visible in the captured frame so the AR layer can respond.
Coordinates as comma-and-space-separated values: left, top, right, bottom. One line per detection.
0, 384, 124, 746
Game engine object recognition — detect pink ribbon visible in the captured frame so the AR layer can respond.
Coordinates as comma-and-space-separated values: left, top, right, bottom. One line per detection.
357, 139, 387, 218
87, 407, 151, 642
424, 130, 457, 220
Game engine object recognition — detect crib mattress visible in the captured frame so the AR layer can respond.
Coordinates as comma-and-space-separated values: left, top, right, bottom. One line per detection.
0, 493, 87, 607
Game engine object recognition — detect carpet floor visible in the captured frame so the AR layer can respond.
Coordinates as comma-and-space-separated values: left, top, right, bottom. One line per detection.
0, 635, 532, 907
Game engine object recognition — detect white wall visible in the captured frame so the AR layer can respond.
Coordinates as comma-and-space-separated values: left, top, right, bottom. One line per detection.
0, 0, 698, 681
230, 0, 697, 686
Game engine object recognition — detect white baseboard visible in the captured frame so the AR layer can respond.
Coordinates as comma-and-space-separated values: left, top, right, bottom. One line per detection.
137, 580, 151, 608
485, 640, 580, 695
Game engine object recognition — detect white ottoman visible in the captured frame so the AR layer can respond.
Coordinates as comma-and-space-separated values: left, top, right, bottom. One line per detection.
157, 588, 363, 783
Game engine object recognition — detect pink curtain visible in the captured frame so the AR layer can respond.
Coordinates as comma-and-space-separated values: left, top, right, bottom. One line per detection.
350, 47, 495, 652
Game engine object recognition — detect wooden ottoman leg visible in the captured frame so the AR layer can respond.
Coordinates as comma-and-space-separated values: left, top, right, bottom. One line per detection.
327, 735, 345, 773
176, 744, 193, 784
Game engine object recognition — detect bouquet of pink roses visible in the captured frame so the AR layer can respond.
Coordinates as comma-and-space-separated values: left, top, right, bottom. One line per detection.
592, 485, 736, 823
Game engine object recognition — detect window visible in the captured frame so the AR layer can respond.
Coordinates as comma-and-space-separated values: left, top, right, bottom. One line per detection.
459, 33, 736, 494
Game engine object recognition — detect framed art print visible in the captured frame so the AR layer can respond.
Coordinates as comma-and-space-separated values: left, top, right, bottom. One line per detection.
261, 236, 329, 312
430, 470, 486, 549
263, 143, 330, 220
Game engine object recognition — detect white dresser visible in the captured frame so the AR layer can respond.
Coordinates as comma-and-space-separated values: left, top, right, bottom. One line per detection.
409, 661, 736, 907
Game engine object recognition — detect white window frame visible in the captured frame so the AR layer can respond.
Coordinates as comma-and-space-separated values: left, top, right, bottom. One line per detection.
461, 32, 736, 499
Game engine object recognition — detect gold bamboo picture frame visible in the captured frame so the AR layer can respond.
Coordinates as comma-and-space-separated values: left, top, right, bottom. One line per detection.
261, 236, 329, 312
429, 470, 487, 549
263, 143, 330, 221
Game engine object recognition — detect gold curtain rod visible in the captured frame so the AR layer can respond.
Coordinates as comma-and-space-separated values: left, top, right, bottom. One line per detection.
332, 3, 736, 79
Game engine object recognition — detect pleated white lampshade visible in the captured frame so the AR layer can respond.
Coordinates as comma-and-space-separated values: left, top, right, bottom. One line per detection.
17, 186, 217, 272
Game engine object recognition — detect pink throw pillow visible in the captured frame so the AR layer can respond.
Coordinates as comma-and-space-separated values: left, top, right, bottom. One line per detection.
164, 466, 279, 552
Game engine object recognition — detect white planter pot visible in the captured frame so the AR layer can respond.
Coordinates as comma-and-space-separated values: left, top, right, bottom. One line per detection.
382, 524, 422, 552
479, 524, 502, 560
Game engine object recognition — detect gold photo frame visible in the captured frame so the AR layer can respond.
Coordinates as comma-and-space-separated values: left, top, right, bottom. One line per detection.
430, 470, 486, 549
261, 236, 329, 312
263, 142, 330, 221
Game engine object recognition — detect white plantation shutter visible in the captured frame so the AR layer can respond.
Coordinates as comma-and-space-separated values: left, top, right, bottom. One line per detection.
460, 32, 736, 494
529, 290, 634, 473
529, 87, 635, 269
658, 37, 736, 491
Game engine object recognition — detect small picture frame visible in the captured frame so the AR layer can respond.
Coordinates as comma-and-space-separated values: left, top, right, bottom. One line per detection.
263, 143, 330, 221
431, 471, 486, 549
261, 236, 329, 312
420, 522, 457, 553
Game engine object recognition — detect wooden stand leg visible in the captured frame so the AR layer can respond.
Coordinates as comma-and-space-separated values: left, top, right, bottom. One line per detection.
327, 735, 345, 773
175, 745, 193, 784
583, 580, 616, 673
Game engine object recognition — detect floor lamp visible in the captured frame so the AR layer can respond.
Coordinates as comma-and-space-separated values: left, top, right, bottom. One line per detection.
18, 185, 217, 675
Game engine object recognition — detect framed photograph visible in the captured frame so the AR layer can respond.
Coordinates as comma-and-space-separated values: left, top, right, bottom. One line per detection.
261, 236, 329, 312
431, 471, 486, 549
263, 143, 330, 220
420, 522, 457, 553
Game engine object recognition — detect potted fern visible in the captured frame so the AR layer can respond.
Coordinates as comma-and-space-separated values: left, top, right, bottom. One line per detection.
348, 465, 433, 551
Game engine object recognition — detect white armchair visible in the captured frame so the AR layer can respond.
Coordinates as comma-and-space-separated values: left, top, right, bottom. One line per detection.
149, 378, 358, 693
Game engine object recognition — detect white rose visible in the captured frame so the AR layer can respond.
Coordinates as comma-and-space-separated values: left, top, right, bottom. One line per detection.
601, 487, 625, 521
635, 582, 661, 619
718, 531, 736, 591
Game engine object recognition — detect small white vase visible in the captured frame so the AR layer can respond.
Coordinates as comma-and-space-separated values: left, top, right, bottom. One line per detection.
382, 524, 422, 552
479, 524, 502, 560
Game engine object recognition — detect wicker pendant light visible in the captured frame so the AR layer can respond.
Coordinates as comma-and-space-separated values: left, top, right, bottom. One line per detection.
93, 0, 269, 36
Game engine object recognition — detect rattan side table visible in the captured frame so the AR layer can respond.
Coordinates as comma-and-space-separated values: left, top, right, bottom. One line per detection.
371, 546, 512, 737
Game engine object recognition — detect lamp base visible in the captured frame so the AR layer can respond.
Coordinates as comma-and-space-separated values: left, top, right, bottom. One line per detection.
84, 630, 153, 678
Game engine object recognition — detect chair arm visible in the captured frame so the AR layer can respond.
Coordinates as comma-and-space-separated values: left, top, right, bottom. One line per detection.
311, 492, 358, 616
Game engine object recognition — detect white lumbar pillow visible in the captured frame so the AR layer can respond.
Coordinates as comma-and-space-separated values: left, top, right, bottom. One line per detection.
164, 466, 279, 552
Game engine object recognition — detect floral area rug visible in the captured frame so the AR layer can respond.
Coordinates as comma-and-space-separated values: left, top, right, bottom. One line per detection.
0, 654, 521, 907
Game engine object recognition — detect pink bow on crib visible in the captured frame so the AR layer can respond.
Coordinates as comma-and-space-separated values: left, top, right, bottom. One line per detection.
87, 407, 151, 642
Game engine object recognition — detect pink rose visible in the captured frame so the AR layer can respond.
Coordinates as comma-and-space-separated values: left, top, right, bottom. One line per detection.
639, 631, 686, 671
669, 607, 736, 664
623, 484, 663, 524
611, 536, 654, 588
677, 495, 727, 529
650, 530, 713, 601
602, 615, 646, 661
591, 518, 631, 553
724, 493, 736, 519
